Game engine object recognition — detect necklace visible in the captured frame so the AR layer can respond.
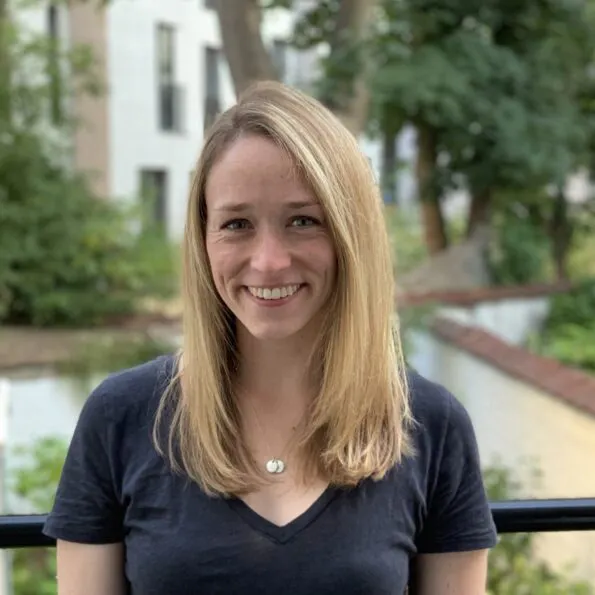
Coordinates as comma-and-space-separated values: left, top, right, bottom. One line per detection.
245, 399, 299, 475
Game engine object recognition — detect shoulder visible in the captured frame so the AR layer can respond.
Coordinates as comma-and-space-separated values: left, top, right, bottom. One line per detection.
405, 368, 479, 461
407, 367, 466, 430
79, 353, 177, 430
43, 356, 176, 544
404, 370, 497, 553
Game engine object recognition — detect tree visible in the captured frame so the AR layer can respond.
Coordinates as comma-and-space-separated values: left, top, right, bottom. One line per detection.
0, 0, 178, 326
356, 0, 595, 263
214, 0, 277, 94
453, 1, 594, 242
214, 0, 376, 136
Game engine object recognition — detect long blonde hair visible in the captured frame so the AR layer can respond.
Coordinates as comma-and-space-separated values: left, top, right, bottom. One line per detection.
153, 81, 414, 496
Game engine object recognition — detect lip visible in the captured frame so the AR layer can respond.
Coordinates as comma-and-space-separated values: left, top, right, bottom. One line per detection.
244, 284, 304, 307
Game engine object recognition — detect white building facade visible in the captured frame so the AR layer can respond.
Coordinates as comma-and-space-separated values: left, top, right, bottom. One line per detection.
16, 0, 321, 240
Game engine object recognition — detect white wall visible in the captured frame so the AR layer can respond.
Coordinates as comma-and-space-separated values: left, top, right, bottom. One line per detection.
105, 1, 312, 239
439, 297, 550, 345
409, 329, 595, 585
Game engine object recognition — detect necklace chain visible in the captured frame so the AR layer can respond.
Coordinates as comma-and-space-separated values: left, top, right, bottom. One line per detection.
245, 398, 299, 475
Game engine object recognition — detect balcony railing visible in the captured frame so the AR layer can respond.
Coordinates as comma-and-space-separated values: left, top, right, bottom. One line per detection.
0, 498, 594, 549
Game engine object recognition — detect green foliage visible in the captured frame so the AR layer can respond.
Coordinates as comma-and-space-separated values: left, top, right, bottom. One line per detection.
12, 437, 68, 513
10, 436, 68, 595
531, 279, 595, 373
488, 199, 550, 286
484, 462, 593, 594
384, 205, 427, 275
537, 323, 595, 374
568, 207, 595, 279
367, 0, 593, 195
282, 0, 595, 266
0, 6, 178, 327
545, 279, 595, 330
0, 138, 177, 326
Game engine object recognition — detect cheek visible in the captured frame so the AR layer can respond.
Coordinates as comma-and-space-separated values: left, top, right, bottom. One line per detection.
316, 236, 337, 276
206, 238, 241, 292
205, 240, 226, 286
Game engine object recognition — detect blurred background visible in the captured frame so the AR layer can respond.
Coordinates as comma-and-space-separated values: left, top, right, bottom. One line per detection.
0, 0, 594, 593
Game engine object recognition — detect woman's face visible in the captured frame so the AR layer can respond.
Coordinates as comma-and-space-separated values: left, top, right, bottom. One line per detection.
205, 134, 336, 343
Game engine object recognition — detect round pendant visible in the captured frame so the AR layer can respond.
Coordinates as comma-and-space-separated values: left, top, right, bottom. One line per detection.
265, 458, 285, 474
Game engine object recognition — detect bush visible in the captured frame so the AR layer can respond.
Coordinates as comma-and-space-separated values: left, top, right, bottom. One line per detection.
0, 10, 178, 328
488, 203, 550, 286
531, 279, 595, 372
544, 278, 595, 330
10, 436, 67, 595
0, 130, 178, 327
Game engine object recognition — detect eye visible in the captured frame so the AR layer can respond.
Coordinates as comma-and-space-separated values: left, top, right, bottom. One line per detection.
221, 219, 250, 231
291, 216, 319, 228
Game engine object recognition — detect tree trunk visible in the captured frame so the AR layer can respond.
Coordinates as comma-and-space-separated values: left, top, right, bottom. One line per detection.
415, 124, 448, 253
466, 188, 492, 238
381, 128, 398, 204
550, 187, 572, 281
214, 0, 375, 137
214, 0, 277, 96
320, 0, 376, 136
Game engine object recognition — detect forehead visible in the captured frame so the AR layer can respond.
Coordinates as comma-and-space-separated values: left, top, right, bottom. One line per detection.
205, 135, 313, 209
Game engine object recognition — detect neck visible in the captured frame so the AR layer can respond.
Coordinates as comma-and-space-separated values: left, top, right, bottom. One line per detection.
235, 327, 318, 415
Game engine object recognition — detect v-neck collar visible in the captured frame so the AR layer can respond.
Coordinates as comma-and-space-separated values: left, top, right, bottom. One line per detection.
227, 485, 339, 544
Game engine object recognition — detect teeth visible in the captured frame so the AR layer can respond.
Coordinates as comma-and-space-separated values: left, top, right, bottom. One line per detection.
248, 284, 301, 300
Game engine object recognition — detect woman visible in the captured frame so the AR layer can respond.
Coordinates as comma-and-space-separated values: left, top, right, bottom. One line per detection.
44, 81, 497, 594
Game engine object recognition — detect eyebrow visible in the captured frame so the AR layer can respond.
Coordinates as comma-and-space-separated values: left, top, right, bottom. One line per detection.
213, 200, 319, 213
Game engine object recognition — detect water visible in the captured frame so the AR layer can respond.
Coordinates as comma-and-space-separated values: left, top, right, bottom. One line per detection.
2, 367, 104, 514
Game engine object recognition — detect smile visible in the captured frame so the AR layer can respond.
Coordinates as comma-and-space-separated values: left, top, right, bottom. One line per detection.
247, 284, 302, 301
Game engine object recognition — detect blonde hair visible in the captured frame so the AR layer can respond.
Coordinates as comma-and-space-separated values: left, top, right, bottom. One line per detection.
154, 80, 414, 496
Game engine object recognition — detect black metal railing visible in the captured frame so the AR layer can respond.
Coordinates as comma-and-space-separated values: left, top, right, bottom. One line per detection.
0, 498, 593, 549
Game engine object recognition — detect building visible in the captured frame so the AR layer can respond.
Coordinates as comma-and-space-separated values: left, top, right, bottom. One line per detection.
15, 0, 319, 240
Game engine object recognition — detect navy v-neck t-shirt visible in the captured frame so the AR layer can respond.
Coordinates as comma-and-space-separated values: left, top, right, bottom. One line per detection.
44, 355, 497, 594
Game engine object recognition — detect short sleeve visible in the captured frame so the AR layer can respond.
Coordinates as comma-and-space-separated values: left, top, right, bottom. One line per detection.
416, 392, 497, 554
43, 384, 124, 544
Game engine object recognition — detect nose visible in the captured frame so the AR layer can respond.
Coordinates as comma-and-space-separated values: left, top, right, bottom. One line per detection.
250, 229, 291, 273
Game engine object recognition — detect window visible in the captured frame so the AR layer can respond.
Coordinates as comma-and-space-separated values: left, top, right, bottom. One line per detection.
139, 169, 168, 229
157, 24, 175, 84
203, 47, 221, 132
156, 24, 183, 132
47, 4, 62, 124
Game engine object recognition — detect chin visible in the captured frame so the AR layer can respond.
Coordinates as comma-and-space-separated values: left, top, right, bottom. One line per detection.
240, 318, 310, 342
245, 325, 302, 342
